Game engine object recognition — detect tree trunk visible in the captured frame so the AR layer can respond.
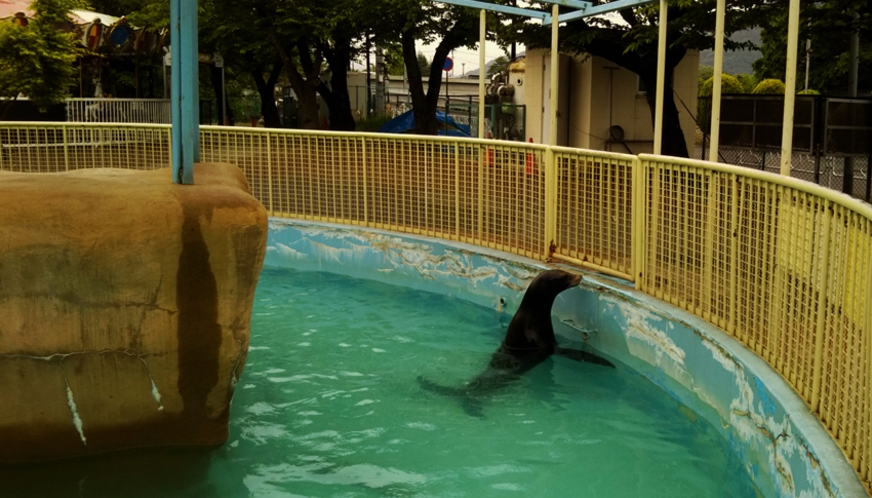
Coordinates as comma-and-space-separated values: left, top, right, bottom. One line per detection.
269, 31, 324, 130
288, 82, 321, 130
251, 60, 284, 128
320, 36, 357, 131
641, 71, 689, 158
401, 31, 436, 134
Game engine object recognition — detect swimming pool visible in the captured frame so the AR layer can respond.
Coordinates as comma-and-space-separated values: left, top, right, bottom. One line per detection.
0, 219, 862, 497
0, 267, 755, 497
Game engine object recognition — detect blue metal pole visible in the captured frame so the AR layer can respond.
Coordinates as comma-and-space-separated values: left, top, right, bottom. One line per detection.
170, 0, 198, 184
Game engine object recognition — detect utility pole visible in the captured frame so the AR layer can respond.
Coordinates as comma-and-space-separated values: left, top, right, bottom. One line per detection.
375, 46, 386, 115
844, 11, 859, 195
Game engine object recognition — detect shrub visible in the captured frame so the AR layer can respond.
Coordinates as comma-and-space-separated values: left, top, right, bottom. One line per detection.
736, 74, 758, 93
699, 74, 745, 97
698, 74, 744, 134
798, 88, 820, 95
753, 79, 786, 94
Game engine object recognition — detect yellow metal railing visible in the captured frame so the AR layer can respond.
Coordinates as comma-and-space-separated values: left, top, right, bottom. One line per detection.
0, 122, 870, 491
638, 154, 872, 485
198, 127, 550, 261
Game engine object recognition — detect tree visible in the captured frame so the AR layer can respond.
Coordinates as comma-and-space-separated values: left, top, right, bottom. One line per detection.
752, 0, 871, 94
365, 0, 479, 134
752, 78, 785, 94
0, 0, 82, 116
499, 0, 769, 157
385, 44, 405, 76
487, 55, 510, 77
416, 52, 430, 76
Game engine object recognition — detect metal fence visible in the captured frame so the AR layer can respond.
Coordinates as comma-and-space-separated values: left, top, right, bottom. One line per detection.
445, 103, 526, 141
66, 99, 172, 124
697, 95, 872, 203
1, 122, 870, 492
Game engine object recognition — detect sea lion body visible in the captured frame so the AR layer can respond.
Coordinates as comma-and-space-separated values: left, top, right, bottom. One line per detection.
417, 269, 613, 417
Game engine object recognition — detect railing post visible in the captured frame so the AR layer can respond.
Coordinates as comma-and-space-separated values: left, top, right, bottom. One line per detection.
646, 160, 662, 294
810, 202, 833, 412
544, 146, 557, 258
266, 133, 273, 214
631, 156, 645, 289
63, 125, 69, 171
477, 145, 484, 243
727, 176, 742, 340
702, 171, 717, 318
454, 141, 460, 239
362, 137, 369, 225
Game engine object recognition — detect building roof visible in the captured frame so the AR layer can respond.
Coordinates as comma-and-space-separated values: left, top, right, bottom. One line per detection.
0, 0, 118, 25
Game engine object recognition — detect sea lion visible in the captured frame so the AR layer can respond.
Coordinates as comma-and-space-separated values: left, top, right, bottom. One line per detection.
417, 269, 614, 417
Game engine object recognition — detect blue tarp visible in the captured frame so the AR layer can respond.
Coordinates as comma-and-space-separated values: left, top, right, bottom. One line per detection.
377, 110, 471, 137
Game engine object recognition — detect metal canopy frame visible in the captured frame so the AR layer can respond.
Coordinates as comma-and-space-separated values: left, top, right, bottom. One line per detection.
171, 0, 805, 186
432, 0, 660, 152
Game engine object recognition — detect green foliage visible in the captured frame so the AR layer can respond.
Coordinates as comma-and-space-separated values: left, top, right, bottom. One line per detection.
798, 88, 820, 95
384, 44, 405, 76
699, 74, 745, 96
697, 73, 745, 134
736, 74, 758, 93
698, 65, 714, 89
752, 78, 786, 94
753, 0, 872, 93
487, 55, 510, 77
0, 0, 82, 112
416, 52, 429, 76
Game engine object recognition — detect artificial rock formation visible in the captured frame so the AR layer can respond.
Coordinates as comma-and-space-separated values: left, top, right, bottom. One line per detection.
0, 163, 267, 461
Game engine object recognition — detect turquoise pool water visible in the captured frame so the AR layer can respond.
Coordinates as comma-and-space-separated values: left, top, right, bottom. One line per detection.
1, 267, 758, 497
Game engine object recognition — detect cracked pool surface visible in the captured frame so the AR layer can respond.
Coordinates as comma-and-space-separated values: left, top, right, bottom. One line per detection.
0, 268, 758, 497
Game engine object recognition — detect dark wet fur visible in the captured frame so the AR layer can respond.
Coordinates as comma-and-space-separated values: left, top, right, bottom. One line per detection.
417, 269, 614, 418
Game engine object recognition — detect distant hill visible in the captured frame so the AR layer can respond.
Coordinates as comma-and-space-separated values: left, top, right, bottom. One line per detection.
699, 29, 761, 75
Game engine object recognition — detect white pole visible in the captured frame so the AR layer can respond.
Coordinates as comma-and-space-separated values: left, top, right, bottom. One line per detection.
221, 67, 227, 125
804, 38, 811, 92
549, 3, 559, 146
653, 0, 668, 155
779, 0, 801, 176
478, 9, 486, 139
709, 0, 725, 162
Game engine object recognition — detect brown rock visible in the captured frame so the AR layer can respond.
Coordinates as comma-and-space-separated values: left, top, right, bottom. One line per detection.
0, 163, 267, 461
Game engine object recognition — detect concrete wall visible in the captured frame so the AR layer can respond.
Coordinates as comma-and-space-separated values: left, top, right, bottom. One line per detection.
524, 49, 699, 153
264, 218, 868, 498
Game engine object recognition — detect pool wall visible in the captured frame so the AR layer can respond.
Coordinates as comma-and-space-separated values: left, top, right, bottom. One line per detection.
265, 218, 867, 498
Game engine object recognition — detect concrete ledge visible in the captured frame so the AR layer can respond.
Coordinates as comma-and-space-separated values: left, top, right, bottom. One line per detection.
0, 163, 268, 461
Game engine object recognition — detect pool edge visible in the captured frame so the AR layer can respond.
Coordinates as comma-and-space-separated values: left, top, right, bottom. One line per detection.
264, 217, 868, 498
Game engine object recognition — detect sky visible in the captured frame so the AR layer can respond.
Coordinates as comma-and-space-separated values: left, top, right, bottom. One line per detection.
352, 40, 524, 78
418, 40, 524, 77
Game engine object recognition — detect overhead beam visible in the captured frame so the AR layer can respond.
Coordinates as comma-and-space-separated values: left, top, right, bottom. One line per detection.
435, 0, 549, 20
544, 0, 653, 25
535, 0, 592, 10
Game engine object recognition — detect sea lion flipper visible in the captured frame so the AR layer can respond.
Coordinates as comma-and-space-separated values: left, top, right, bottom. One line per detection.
416, 376, 486, 418
554, 347, 615, 368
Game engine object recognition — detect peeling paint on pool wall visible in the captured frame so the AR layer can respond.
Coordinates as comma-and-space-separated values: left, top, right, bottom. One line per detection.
266, 219, 543, 312
264, 219, 867, 498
